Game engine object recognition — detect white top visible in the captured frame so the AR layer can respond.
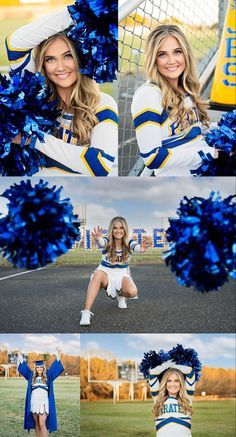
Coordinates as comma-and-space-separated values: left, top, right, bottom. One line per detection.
97, 237, 141, 269
31, 376, 48, 391
6, 8, 118, 176
131, 82, 215, 176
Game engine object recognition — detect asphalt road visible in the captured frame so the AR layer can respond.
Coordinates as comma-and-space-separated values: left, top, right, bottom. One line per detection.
0, 265, 235, 333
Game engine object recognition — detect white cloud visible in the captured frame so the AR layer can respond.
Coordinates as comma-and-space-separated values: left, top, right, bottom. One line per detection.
23, 334, 80, 356
127, 334, 235, 367
86, 341, 100, 350
127, 334, 193, 351
86, 203, 118, 225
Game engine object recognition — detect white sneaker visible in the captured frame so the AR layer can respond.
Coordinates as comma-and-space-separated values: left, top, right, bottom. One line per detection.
116, 293, 127, 309
80, 310, 94, 326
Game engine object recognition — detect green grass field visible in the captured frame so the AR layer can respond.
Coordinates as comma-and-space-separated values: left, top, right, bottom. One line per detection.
0, 247, 164, 268
0, 378, 80, 436
81, 400, 235, 437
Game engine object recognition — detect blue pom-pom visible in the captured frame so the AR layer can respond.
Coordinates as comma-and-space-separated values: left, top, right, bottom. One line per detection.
192, 151, 236, 176
67, 0, 118, 83
193, 110, 236, 176
0, 180, 80, 269
168, 344, 202, 382
0, 71, 59, 176
163, 192, 236, 292
139, 350, 170, 379
205, 110, 236, 154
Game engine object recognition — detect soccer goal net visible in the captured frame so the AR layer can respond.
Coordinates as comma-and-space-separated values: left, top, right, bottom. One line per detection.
118, 0, 227, 176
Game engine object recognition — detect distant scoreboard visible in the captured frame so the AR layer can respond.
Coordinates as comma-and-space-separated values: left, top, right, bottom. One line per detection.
8, 352, 28, 364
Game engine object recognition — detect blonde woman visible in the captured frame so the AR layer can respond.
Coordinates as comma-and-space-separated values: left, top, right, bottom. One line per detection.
149, 361, 195, 436
6, 6, 118, 176
80, 216, 148, 325
131, 25, 218, 176
17, 347, 64, 435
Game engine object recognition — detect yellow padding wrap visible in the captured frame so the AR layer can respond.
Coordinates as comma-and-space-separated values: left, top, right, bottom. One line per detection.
210, 0, 236, 104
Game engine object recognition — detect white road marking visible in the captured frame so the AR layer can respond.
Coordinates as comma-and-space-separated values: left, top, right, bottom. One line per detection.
0, 267, 47, 281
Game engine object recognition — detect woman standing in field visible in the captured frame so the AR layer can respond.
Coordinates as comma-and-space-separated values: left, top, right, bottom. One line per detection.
131, 25, 218, 176
80, 216, 148, 326
6, 2, 118, 176
18, 347, 64, 436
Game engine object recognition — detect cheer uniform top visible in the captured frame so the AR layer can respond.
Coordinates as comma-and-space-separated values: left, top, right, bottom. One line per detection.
31, 376, 49, 415
131, 82, 215, 176
18, 358, 64, 433
95, 237, 141, 297
6, 9, 118, 176
149, 362, 195, 436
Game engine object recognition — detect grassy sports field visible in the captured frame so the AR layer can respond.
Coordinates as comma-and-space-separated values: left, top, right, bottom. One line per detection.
81, 399, 235, 437
0, 247, 164, 267
0, 378, 80, 437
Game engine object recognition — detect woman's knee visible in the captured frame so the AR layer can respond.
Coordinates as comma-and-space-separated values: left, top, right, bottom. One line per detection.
91, 271, 108, 287
92, 271, 105, 282
38, 415, 47, 431
121, 278, 137, 297
127, 287, 138, 298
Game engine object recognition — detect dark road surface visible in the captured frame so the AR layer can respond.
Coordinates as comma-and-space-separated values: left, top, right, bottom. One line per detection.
0, 265, 235, 333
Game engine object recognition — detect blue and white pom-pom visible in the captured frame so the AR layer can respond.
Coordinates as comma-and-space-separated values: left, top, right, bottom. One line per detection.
140, 344, 202, 382
163, 192, 236, 292
168, 344, 202, 382
67, 0, 118, 83
0, 180, 80, 269
0, 70, 59, 176
139, 350, 170, 379
193, 110, 236, 176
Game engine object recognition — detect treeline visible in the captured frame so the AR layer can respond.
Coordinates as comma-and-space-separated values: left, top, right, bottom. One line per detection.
0, 350, 80, 376
81, 358, 235, 400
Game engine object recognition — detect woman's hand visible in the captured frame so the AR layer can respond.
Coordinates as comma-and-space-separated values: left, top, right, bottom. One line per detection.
56, 346, 61, 360
140, 240, 150, 253
11, 134, 31, 145
92, 226, 103, 241
17, 349, 23, 364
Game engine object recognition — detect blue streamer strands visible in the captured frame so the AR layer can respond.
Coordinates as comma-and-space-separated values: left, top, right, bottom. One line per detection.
139, 344, 202, 382
0, 180, 80, 269
67, 0, 118, 83
139, 350, 170, 380
168, 344, 202, 382
193, 110, 236, 176
163, 192, 236, 292
0, 70, 59, 176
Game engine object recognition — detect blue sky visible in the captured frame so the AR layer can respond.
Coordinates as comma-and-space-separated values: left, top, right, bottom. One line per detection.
0, 334, 80, 356
0, 333, 234, 368
81, 333, 235, 369
0, 177, 234, 232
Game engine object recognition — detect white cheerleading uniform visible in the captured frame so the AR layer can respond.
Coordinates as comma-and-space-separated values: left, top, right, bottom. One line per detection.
5, 9, 118, 176
94, 237, 141, 298
148, 362, 195, 436
30, 376, 49, 415
131, 82, 215, 176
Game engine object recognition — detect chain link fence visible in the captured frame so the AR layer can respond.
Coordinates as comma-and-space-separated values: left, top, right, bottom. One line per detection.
118, 0, 228, 175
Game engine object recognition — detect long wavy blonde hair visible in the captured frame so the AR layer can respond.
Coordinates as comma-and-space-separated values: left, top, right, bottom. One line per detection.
153, 369, 193, 418
106, 217, 131, 263
145, 25, 209, 129
35, 33, 100, 145
32, 364, 47, 385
